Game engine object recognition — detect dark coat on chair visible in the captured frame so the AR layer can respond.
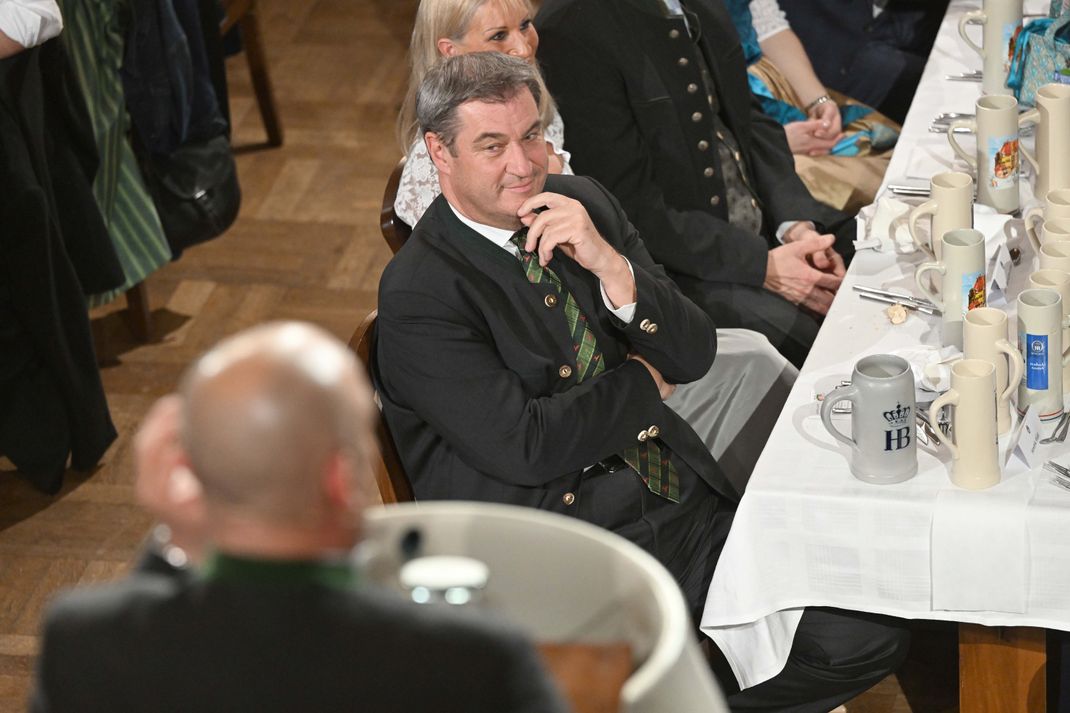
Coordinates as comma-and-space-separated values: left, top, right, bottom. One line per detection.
535, 0, 854, 366
31, 554, 565, 713
0, 40, 121, 491
376, 175, 736, 604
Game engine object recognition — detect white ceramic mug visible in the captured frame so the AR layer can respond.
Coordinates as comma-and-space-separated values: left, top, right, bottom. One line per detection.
907, 172, 975, 260
1031, 83, 1070, 200
1016, 288, 1070, 421
957, 0, 1024, 95
819, 355, 918, 485
928, 359, 1002, 490
1024, 188, 1070, 251
915, 229, 988, 349
948, 94, 1039, 214
963, 307, 1024, 434
1039, 240, 1070, 273
1028, 269, 1070, 392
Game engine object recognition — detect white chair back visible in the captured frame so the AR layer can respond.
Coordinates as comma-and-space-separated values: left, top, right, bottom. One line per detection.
360, 501, 728, 713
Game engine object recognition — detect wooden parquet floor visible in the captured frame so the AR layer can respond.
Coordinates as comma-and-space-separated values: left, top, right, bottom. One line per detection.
0, 1, 956, 710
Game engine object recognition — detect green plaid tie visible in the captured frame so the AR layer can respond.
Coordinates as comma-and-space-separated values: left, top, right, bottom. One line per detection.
509, 229, 680, 503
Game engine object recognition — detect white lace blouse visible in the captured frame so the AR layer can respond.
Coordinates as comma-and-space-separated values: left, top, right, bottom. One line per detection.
394, 109, 572, 228
749, 0, 789, 42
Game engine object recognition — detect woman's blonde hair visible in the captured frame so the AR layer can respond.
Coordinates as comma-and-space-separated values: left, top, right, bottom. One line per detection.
397, 0, 555, 153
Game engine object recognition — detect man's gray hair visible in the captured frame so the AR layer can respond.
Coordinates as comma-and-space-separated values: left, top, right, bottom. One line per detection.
416, 52, 544, 151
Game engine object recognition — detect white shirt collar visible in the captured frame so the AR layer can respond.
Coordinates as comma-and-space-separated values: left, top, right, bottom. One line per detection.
447, 201, 520, 252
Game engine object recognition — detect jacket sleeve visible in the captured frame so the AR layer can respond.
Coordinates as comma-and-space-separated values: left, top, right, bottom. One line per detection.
578, 175, 719, 384
536, 13, 771, 288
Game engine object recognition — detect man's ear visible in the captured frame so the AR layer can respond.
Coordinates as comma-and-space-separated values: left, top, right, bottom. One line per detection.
322, 452, 360, 512
134, 394, 207, 536
425, 131, 453, 177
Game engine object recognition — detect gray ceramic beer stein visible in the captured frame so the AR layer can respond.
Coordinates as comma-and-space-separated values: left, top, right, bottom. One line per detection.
820, 354, 918, 484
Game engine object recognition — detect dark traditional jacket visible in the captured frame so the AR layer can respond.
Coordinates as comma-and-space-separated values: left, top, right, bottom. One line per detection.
535, 0, 851, 290
376, 175, 736, 537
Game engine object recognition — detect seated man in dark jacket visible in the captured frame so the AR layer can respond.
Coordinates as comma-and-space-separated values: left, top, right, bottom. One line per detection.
536, 0, 857, 367
376, 51, 908, 713
32, 322, 566, 713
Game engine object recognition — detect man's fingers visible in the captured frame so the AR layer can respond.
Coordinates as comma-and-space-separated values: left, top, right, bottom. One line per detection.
801, 232, 835, 252
802, 288, 835, 315
814, 269, 843, 291
829, 250, 846, 278
516, 192, 567, 220
810, 249, 832, 271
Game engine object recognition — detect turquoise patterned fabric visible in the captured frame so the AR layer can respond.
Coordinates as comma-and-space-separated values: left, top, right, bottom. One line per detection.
724, 0, 763, 65
1008, 15, 1070, 106
58, 0, 172, 307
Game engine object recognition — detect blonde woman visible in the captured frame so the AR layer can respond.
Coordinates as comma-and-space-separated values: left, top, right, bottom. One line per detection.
394, 0, 570, 228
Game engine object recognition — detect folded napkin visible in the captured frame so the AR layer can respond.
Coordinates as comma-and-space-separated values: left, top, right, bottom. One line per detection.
973, 204, 1014, 255
931, 476, 1033, 613
905, 136, 972, 181
857, 197, 917, 253
890, 345, 962, 393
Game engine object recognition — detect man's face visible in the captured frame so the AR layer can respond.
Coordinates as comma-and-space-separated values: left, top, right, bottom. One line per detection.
427, 89, 547, 229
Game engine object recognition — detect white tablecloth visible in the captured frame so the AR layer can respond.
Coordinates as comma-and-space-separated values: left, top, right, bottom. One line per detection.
700, 0, 1070, 689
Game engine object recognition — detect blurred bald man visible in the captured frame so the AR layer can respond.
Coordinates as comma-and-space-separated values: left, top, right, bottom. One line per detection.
31, 322, 566, 713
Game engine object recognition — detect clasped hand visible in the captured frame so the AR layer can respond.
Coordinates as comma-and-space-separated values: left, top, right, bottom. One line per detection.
765, 229, 845, 315
785, 101, 844, 156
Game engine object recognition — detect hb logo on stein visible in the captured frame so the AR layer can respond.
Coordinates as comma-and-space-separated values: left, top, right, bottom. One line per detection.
883, 402, 913, 451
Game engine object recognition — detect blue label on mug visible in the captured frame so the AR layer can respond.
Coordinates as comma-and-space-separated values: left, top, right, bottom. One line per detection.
1023, 333, 1049, 390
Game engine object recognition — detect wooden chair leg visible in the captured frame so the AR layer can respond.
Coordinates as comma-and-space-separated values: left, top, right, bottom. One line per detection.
239, 2, 283, 147
959, 624, 1046, 713
125, 282, 152, 343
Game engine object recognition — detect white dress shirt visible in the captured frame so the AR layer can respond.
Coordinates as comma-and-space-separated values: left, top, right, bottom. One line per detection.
0, 0, 63, 48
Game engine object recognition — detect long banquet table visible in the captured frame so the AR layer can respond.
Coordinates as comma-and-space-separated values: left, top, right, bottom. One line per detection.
700, 1, 1069, 710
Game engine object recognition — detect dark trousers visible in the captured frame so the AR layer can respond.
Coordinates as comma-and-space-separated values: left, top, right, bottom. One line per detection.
713, 607, 910, 713
608, 455, 908, 712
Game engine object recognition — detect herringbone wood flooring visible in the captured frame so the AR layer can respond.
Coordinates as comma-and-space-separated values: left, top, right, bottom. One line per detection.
0, 1, 956, 710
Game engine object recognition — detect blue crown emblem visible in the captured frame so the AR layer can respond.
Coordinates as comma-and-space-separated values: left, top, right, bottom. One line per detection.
883, 402, 911, 426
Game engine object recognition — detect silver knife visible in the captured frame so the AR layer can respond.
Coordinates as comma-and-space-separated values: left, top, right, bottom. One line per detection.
858, 291, 941, 315
854, 284, 938, 309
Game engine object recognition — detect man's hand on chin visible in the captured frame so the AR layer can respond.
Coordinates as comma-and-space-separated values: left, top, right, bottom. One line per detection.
517, 192, 636, 308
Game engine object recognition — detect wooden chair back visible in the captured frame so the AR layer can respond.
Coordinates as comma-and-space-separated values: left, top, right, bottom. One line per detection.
348, 310, 414, 504
380, 158, 413, 254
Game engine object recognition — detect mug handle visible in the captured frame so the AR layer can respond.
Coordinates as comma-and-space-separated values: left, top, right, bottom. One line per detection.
907, 199, 939, 259
996, 338, 1024, 404
1024, 206, 1045, 253
958, 10, 986, 57
915, 261, 945, 307
1063, 316, 1070, 366
947, 120, 978, 169
819, 384, 859, 452
954, 10, 984, 56
1018, 109, 1041, 174
928, 388, 961, 460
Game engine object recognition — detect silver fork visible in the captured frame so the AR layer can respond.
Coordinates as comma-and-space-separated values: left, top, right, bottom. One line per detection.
1044, 461, 1070, 492
1039, 411, 1070, 444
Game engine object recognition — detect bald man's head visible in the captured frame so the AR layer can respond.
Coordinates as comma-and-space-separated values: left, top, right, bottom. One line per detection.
179, 322, 375, 528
